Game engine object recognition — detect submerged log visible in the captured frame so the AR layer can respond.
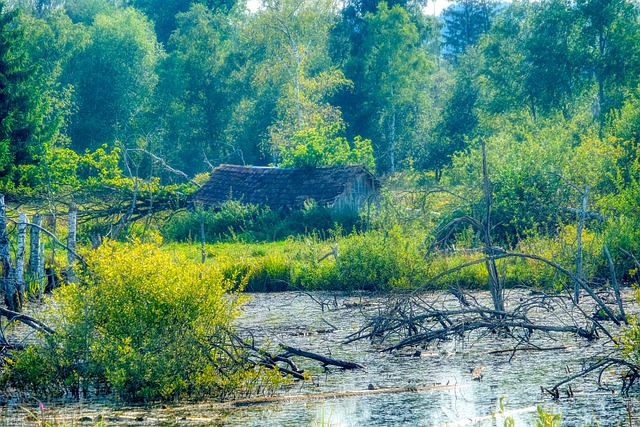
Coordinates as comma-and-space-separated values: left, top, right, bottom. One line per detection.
488, 345, 568, 355
223, 383, 458, 407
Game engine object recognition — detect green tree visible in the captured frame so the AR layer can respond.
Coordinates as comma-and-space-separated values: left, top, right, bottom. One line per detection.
63, 0, 120, 24
65, 7, 163, 153
349, 2, 434, 173
129, 0, 237, 44
510, 0, 584, 117
575, 0, 640, 131
279, 121, 374, 169
475, 2, 532, 116
0, 4, 80, 187
251, 0, 351, 162
428, 52, 480, 179
441, 0, 500, 63
157, 3, 240, 175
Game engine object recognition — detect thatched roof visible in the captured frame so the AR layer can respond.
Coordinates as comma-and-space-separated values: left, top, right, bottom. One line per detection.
193, 164, 377, 209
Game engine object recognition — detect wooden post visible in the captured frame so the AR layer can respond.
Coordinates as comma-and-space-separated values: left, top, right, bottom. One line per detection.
0, 196, 18, 311
199, 204, 206, 264
16, 212, 26, 307
67, 203, 77, 283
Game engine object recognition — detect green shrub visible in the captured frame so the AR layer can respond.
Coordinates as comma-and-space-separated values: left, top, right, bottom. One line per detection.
333, 227, 428, 291
6, 239, 282, 402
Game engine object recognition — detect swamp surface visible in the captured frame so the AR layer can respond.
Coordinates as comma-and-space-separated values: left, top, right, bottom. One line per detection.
0, 290, 636, 426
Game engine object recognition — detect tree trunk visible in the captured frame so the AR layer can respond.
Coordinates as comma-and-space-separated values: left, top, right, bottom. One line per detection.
16, 212, 26, 307
67, 203, 77, 283
38, 242, 45, 299
574, 185, 589, 303
389, 111, 396, 174
200, 207, 206, 264
28, 214, 42, 281
481, 140, 504, 313
604, 245, 626, 324
0, 196, 18, 311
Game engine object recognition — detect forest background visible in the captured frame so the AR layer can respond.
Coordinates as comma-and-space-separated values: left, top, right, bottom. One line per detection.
2, 0, 640, 288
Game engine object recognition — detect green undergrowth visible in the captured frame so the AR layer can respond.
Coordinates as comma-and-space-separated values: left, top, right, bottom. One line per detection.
163, 221, 616, 293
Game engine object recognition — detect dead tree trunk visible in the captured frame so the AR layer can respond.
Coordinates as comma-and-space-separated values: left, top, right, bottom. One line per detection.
481, 140, 504, 313
0, 196, 18, 311
15, 212, 26, 306
574, 185, 589, 303
280, 345, 365, 369
67, 203, 77, 283
28, 214, 44, 299
28, 214, 42, 281
38, 242, 45, 298
604, 245, 626, 324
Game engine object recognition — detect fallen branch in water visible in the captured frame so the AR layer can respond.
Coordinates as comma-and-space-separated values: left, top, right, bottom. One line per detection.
548, 357, 640, 397
0, 307, 53, 335
280, 344, 365, 370
488, 345, 568, 355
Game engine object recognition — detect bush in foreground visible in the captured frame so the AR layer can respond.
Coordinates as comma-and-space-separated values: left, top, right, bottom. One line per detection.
5, 239, 282, 402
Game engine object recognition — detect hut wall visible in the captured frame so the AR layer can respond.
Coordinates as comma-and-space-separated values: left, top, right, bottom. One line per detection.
331, 175, 377, 213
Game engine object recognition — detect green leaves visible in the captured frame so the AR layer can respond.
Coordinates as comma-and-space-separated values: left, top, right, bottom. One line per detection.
65, 7, 163, 152
343, 2, 436, 172
279, 121, 374, 169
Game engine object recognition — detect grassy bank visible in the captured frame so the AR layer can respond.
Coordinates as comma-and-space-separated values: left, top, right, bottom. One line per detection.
160, 221, 613, 294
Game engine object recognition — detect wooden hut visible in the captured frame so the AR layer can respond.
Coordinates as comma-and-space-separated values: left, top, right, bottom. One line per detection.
193, 164, 378, 214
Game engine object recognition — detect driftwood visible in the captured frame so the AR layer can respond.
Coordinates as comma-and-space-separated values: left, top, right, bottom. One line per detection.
547, 357, 640, 397
223, 383, 458, 407
346, 248, 621, 348
488, 345, 568, 355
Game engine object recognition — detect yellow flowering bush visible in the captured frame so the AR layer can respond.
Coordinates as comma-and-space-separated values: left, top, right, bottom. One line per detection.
6, 239, 281, 401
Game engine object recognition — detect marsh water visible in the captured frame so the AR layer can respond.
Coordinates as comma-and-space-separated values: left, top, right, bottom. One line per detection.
0, 290, 637, 426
